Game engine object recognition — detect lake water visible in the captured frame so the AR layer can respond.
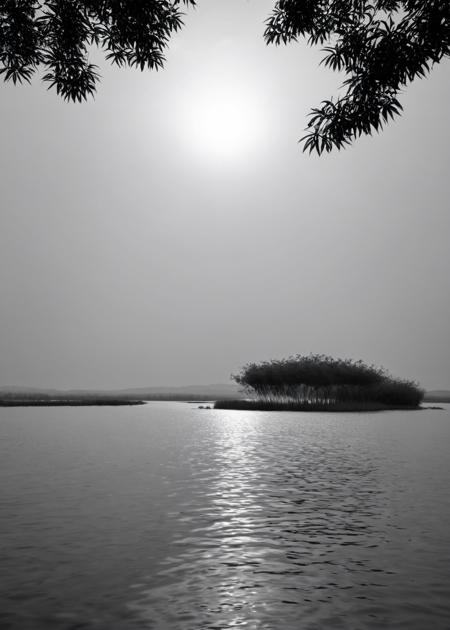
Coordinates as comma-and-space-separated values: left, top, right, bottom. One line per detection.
1, 402, 450, 629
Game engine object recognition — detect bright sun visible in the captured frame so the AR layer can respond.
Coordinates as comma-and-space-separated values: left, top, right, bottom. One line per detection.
177, 80, 269, 164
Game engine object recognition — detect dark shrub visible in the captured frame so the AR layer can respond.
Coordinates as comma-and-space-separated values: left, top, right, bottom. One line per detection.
232, 355, 423, 409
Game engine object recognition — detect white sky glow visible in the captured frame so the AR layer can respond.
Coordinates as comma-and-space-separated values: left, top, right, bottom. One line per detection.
176, 79, 270, 164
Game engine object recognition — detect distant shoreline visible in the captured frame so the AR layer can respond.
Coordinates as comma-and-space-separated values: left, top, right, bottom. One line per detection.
0, 400, 145, 407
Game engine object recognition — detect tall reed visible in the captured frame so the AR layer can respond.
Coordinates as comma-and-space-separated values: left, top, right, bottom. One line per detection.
230, 354, 423, 409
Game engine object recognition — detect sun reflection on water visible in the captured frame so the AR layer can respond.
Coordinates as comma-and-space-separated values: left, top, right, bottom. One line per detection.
128, 409, 385, 629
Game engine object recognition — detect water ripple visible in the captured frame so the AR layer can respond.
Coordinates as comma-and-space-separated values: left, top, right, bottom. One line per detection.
1, 404, 450, 629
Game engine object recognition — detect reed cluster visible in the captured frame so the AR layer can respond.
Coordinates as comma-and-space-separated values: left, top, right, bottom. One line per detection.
225, 354, 423, 410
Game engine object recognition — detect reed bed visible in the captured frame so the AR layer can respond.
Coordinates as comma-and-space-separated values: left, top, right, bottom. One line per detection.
216, 354, 424, 412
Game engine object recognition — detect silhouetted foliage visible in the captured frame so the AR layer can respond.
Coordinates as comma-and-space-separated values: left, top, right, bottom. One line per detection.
232, 354, 424, 408
1, 2, 448, 153
0, 0, 194, 101
265, 1, 450, 153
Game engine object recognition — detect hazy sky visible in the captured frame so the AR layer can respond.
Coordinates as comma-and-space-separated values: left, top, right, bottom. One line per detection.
1, 0, 449, 390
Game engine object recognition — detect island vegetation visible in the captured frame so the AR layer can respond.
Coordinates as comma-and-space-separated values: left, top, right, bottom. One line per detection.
214, 354, 424, 412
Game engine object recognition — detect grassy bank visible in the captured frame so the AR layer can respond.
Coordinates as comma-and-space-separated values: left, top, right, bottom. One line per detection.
0, 399, 145, 407
214, 399, 421, 412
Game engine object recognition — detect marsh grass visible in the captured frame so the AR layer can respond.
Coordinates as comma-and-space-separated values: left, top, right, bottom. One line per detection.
214, 399, 420, 412
0, 399, 145, 407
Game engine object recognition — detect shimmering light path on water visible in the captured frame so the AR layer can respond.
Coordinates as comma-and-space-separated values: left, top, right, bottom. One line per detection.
1, 403, 450, 629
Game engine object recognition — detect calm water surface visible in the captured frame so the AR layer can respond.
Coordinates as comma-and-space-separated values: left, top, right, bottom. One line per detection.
1, 402, 450, 629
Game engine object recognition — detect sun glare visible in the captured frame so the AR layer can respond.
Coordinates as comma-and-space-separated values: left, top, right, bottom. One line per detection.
177, 80, 269, 164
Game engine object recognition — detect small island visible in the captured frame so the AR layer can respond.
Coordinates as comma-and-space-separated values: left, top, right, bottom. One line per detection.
214, 354, 424, 412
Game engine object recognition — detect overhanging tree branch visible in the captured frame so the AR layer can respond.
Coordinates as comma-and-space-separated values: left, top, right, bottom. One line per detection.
0, 0, 195, 101
265, 0, 450, 153
1, 1, 449, 153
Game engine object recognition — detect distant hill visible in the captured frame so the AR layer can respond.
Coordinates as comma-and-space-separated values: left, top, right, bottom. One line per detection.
0, 386, 61, 394
114, 383, 242, 399
424, 390, 450, 403
0, 383, 243, 402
